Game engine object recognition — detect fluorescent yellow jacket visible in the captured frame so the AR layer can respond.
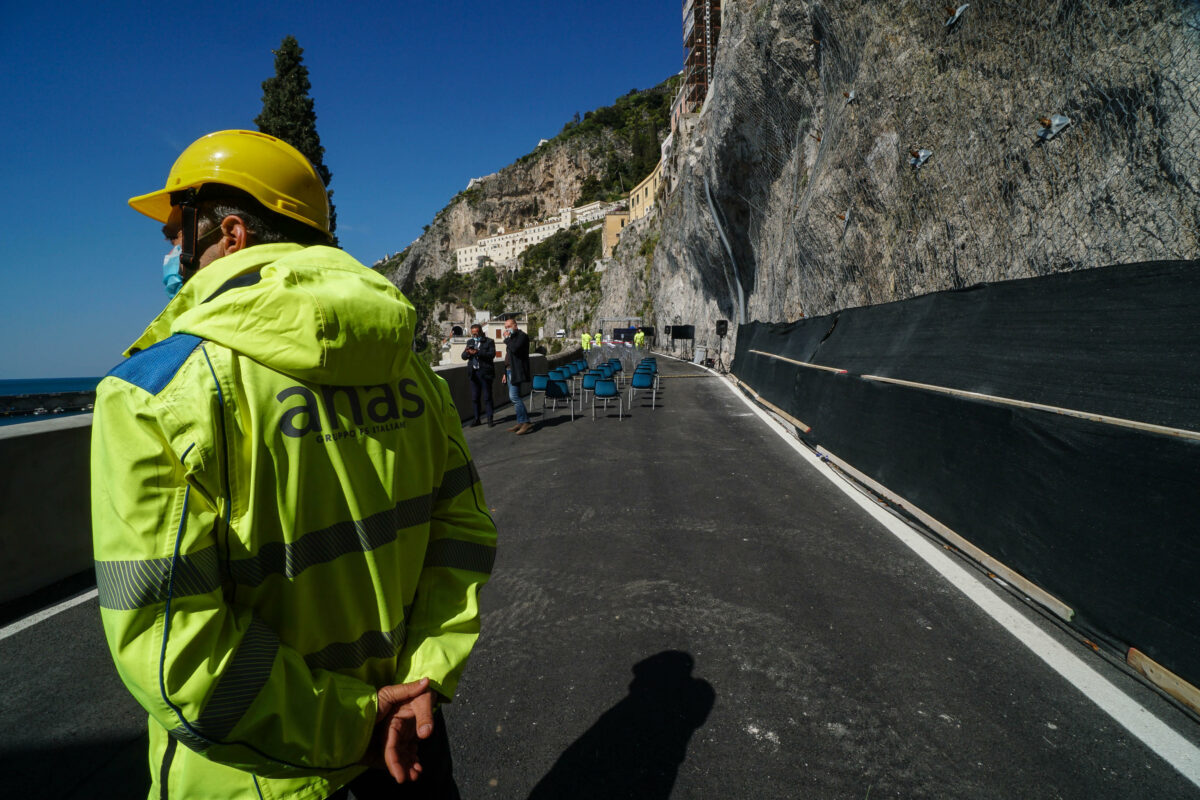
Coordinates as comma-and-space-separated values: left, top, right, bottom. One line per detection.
581, 333, 591, 350
91, 244, 497, 800
633, 331, 645, 347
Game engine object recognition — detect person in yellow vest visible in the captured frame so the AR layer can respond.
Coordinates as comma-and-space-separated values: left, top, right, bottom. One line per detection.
92, 130, 497, 799
581, 331, 591, 351
633, 327, 646, 349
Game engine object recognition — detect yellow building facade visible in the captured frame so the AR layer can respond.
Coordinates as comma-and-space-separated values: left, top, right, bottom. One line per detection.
602, 211, 630, 258
629, 159, 663, 222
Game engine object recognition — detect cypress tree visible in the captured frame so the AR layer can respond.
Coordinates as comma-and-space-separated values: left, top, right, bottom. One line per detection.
255, 35, 337, 240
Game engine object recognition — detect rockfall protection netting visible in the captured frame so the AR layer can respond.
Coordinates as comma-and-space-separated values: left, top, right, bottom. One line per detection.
732, 259, 1200, 691
669, 0, 1200, 325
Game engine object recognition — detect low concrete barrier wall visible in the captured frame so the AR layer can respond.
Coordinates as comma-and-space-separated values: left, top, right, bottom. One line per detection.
437, 353, 544, 422
435, 348, 581, 421
0, 415, 94, 605
0, 349, 583, 607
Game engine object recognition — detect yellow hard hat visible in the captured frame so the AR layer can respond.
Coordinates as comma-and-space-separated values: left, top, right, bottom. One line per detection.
128, 129, 330, 235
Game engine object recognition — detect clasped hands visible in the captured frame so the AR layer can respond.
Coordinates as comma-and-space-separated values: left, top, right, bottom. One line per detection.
362, 677, 437, 783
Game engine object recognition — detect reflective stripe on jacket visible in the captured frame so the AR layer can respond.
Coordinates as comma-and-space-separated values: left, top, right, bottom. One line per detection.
91, 243, 497, 799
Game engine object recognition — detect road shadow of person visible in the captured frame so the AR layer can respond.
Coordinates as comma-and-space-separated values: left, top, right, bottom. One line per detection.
526, 651, 715, 800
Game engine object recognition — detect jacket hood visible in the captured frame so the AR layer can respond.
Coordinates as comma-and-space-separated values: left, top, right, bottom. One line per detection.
127, 244, 415, 385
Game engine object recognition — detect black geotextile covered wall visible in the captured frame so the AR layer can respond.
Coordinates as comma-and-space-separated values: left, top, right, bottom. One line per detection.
733, 260, 1200, 687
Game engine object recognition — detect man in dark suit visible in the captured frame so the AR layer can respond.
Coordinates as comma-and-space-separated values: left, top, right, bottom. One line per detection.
500, 317, 533, 435
461, 323, 496, 427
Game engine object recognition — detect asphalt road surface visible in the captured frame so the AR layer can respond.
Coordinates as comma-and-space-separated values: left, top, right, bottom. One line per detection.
3, 356, 1198, 799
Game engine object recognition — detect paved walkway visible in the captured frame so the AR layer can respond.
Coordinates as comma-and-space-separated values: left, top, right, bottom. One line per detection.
3, 356, 1199, 798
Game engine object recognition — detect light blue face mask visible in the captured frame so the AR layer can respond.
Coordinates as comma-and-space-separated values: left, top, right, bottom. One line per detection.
162, 244, 183, 297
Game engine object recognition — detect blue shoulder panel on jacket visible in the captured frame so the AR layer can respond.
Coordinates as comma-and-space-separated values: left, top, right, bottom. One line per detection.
106, 334, 203, 395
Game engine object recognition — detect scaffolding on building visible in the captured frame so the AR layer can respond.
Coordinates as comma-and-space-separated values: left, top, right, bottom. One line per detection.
682, 0, 721, 114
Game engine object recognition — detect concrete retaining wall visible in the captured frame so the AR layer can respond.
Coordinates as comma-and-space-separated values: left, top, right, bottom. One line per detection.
0, 348, 582, 607
0, 415, 94, 605
435, 350, 575, 421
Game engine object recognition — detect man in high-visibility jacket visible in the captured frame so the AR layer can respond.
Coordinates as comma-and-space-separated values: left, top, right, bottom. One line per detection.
92, 130, 497, 799
581, 331, 591, 351
633, 328, 646, 349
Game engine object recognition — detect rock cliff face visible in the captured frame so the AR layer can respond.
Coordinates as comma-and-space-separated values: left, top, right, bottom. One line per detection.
380, 129, 634, 289
384, 1, 1198, 362
631, 0, 1200, 360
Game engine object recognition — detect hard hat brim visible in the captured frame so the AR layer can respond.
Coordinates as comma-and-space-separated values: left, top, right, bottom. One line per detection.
128, 188, 175, 224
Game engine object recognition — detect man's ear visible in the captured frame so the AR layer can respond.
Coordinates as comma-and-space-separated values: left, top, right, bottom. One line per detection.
220, 215, 251, 254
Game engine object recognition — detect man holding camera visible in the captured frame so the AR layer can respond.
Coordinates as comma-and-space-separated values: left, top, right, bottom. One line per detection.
461, 323, 496, 427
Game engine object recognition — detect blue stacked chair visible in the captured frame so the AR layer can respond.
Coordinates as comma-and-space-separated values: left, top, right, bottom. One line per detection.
529, 373, 549, 411
592, 377, 623, 421
539, 369, 565, 413
545, 375, 574, 420
558, 362, 575, 394
629, 366, 657, 409
580, 371, 600, 407
637, 359, 659, 390
607, 359, 624, 387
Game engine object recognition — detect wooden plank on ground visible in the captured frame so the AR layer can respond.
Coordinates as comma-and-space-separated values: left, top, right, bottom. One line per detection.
1127, 648, 1200, 716
733, 377, 812, 433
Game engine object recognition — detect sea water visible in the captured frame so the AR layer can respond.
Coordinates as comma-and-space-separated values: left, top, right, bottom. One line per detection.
0, 378, 102, 396
0, 377, 101, 427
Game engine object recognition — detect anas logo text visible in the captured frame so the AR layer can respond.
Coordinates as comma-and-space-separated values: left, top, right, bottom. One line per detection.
276, 380, 425, 438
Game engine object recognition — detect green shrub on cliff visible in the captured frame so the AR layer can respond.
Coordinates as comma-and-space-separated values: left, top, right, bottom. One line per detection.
550, 77, 679, 199
555, 79, 676, 145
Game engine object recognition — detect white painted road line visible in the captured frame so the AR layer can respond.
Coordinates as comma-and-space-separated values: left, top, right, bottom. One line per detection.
721, 371, 1200, 790
0, 588, 98, 642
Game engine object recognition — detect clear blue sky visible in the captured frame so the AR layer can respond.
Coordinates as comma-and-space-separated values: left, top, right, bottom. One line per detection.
0, 1, 682, 378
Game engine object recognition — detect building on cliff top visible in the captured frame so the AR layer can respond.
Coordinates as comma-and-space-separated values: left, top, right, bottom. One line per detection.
455, 200, 625, 273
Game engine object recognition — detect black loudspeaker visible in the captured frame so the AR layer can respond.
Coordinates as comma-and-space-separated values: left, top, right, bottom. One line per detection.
671, 325, 695, 340
715, 319, 729, 337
